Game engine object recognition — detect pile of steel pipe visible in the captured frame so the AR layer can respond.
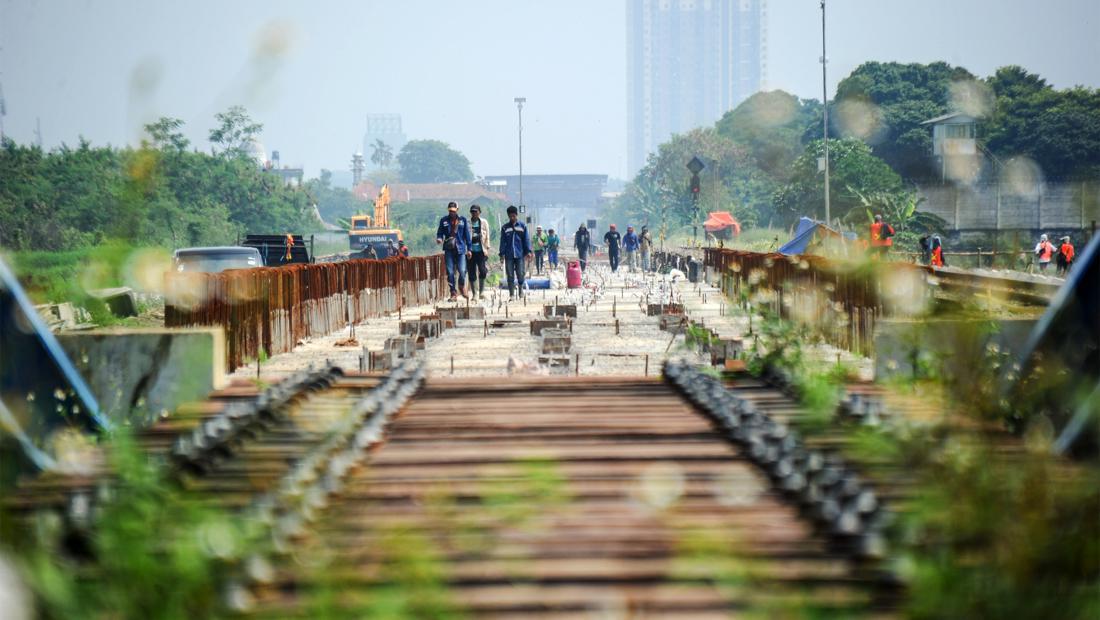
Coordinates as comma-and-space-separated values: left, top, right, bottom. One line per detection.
165, 256, 446, 369
665, 359, 888, 560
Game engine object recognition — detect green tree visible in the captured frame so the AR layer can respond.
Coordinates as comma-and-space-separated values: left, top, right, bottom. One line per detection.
615, 127, 773, 237
397, 139, 473, 183
984, 66, 1100, 179
773, 138, 908, 226
208, 105, 263, 158
143, 117, 190, 152
716, 90, 821, 182
305, 169, 362, 225
370, 139, 394, 168
830, 61, 975, 178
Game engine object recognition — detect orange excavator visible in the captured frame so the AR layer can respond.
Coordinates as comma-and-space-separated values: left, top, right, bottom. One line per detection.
348, 184, 404, 257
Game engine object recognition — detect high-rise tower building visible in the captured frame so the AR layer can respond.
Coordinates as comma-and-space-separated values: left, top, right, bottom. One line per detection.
626, 0, 766, 176
362, 114, 407, 171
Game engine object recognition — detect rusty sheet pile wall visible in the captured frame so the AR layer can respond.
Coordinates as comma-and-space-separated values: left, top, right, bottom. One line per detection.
703, 249, 931, 355
166, 256, 445, 369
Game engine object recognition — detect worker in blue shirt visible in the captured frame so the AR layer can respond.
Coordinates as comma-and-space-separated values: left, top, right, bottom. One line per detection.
623, 225, 640, 273
435, 202, 473, 301
498, 205, 532, 300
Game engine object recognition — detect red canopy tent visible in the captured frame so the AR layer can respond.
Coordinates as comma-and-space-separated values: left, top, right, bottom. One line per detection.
703, 211, 741, 239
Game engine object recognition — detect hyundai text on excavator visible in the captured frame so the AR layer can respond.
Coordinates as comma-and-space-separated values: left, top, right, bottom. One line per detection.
349, 184, 404, 257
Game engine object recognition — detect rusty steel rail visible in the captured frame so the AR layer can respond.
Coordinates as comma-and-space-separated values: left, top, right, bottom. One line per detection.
250, 376, 896, 618
165, 255, 446, 369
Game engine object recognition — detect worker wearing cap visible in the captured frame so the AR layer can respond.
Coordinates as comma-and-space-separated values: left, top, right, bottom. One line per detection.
604, 224, 622, 272
623, 225, 640, 273
532, 226, 548, 275
467, 204, 491, 300
436, 201, 473, 301
499, 205, 532, 300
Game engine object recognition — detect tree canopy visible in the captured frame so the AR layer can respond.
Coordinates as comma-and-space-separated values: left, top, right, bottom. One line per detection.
773, 138, 909, 225
0, 112, 316, 252
397, 139, 473, 183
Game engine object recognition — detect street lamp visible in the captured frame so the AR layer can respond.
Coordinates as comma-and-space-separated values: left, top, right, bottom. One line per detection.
820, 0, 831, 225
514, 97, 526, 217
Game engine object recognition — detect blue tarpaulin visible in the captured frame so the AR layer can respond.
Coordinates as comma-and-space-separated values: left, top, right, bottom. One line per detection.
778, 217, 846, 256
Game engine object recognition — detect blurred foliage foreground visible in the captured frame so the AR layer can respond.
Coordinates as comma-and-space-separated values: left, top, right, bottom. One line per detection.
744, 297, 1100, 619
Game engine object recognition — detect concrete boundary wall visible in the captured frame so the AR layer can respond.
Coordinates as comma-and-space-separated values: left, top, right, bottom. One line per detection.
165, 256, 446, 370
918, 181, 1100, 232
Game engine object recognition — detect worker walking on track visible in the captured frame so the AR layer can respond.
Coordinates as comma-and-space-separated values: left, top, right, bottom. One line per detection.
869, 214, 895, 258
532, 226, 548, 275
1035, 234, 1055, 272
574, 224, 591, 272
1057, 236, 1075, 277
604, 224, 622, 272
436, 202, 473, 301
547, 228, 561, 269
623, 225, 640, 273
639, 225, 653, 272
467, 204, 490, 300
499, 205, 532, 300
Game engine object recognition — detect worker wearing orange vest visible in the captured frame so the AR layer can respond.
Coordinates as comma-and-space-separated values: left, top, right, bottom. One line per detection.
284, 233, 294, 261
1057, 236, 1074, 277
930, 235, 946, 268
869, 214, 895, 258
1034, 234, 1055, 272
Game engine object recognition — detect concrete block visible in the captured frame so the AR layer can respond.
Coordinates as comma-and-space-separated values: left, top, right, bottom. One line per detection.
57, 327, 225, 427
537, 355, 571, 368
543, 304, 577, 318
647, 303, 684, 316
89, 287, 138, 318
541, 328, 572, 354
530, 317, 571, 335
384, 336, 417, 359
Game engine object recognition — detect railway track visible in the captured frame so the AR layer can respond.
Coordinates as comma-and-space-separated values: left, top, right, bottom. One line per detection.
247, 375, 896, 618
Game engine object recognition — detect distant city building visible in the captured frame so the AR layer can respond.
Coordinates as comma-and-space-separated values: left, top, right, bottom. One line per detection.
626, 0, 767, 176
362, 114, 406, 171
482, 174, 609, 233
266, 149, 303, 187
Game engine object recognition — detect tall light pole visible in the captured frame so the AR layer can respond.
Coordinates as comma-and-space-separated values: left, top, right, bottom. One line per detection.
820, 0, 831, 225
514, 97, 526, 216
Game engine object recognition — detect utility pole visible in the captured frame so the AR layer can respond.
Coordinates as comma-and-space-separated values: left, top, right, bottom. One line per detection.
820, 0, 831, 225
34, 117, 42, 149
514, 97, 526, 218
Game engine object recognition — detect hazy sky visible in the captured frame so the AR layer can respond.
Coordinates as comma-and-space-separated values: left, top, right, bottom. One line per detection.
1, 0, 1098, 181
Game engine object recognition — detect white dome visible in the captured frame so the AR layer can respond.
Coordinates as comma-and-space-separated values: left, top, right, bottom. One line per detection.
244, 138, 267, 165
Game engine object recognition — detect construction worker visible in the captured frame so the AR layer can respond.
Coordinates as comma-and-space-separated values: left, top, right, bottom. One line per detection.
1034, 234, 1055, 272
930, 235, 946, 268
363, 243, 378, 259
1057, 236, 1075, 277
284, 233, 295, 262
604, 224, 622, 272
869, 214, 895, 258
386, 239, 398, 258
467, 204, 491, 300
546, 228, 561, 269
435, 201, 473, 301
918, 233, 932, 265
622, 225, 640, 273
398, 240, 410, 258
639, 225, 653, 272
532, 225, 548, 275
574, 224, 591, 272
499, 205, 532, 300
